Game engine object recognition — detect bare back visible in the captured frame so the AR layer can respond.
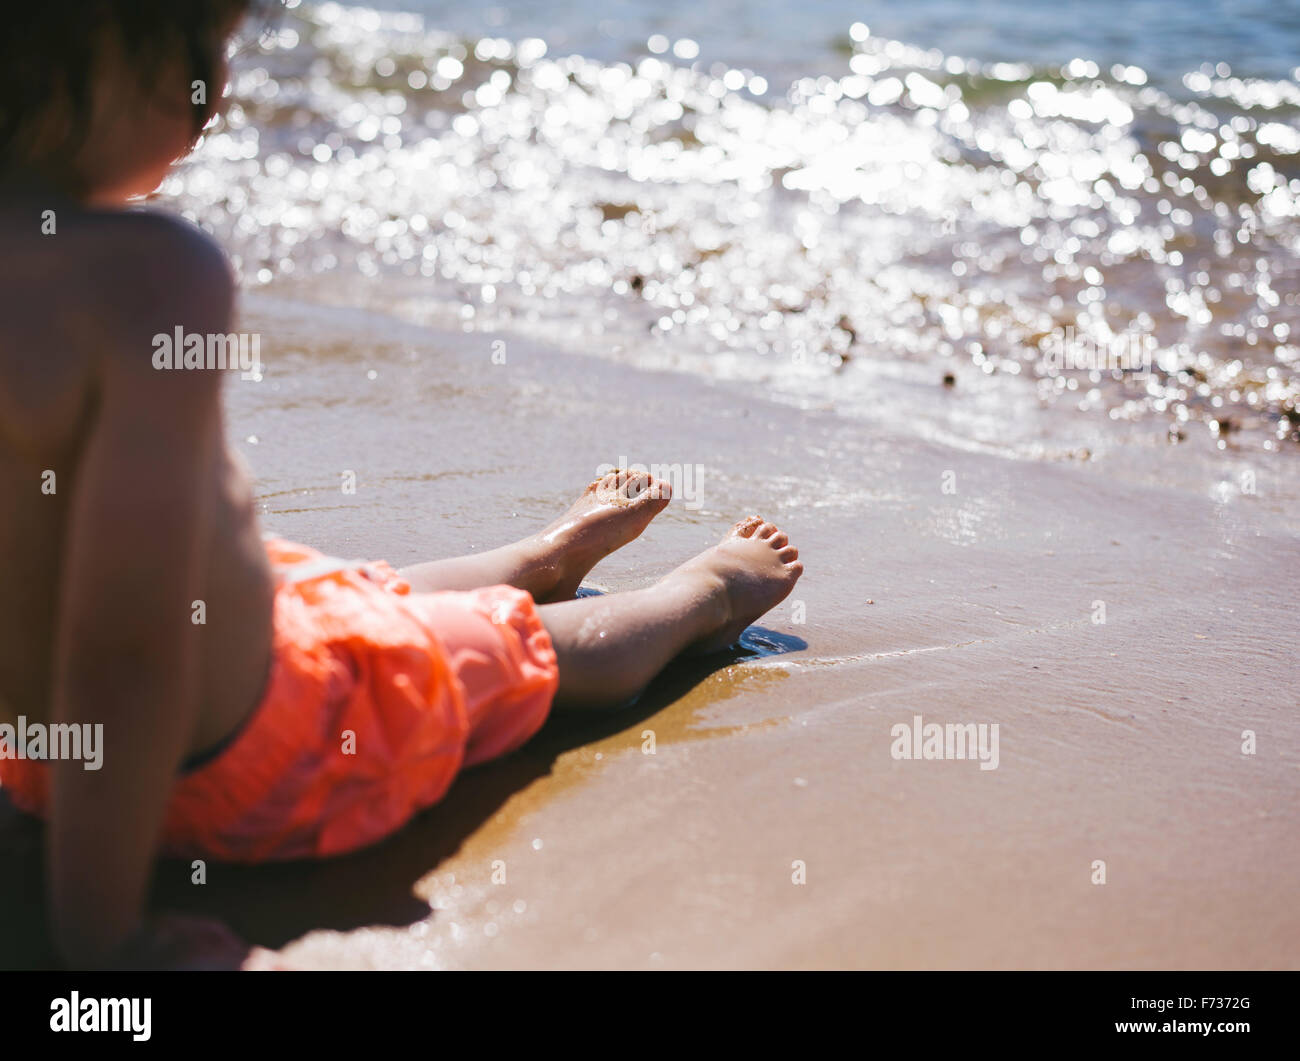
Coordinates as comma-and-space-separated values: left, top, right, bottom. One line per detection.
0, 200, 274, 757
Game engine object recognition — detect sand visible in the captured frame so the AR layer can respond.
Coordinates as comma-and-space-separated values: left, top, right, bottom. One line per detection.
2, 293, 1297, 969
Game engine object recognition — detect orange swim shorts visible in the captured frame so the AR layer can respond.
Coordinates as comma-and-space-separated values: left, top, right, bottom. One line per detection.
0, 538, 558, 862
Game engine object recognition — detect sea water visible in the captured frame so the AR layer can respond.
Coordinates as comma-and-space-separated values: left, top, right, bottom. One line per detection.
163, 0, 1300, 475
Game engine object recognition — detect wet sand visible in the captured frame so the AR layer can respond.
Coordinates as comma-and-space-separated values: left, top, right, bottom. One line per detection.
2, 294, 1297, 969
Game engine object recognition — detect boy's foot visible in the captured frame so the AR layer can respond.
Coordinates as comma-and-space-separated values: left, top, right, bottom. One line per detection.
527, 470, 672, 602
666, 516, 804, 653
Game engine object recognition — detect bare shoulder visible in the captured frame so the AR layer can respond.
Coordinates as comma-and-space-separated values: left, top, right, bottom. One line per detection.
79, 210, 236, 369
0, 207, 234, 452
38, 210, 239, 423
0, 205, 233, 332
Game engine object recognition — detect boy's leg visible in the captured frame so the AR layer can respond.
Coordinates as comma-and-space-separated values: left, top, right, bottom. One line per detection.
538, 517, 803, 708
399, 470, 670, 603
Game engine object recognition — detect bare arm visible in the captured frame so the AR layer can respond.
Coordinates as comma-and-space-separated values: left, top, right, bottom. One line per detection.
48, 223, 232, 967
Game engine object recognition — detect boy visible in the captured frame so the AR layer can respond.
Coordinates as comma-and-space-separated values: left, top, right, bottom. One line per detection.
0, 3, 801, 968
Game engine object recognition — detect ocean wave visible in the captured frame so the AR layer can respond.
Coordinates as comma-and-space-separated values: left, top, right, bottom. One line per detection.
162, 1, 1300, 452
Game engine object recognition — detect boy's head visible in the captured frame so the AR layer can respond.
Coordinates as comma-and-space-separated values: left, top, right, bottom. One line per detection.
0, 1, 267, 203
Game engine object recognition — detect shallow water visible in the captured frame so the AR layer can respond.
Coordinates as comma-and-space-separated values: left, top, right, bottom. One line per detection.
164, 0, 1300, 467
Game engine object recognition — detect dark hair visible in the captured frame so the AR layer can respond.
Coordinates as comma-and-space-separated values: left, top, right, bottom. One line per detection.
0, 1, 270, 170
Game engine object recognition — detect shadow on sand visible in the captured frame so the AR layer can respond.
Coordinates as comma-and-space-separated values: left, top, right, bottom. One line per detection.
0, 624, 805, 968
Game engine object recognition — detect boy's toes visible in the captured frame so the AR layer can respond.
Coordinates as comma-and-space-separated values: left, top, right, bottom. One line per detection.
590, 470, 626, 502
732, 515, 764, 537
777, 545, 799, 563
591, 469, 672, 507
627, 471, 672, 504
